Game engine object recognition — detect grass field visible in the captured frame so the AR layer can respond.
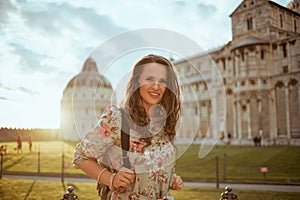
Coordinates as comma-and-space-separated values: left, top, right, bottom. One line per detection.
0, 141, 82, 175
1, 141, 300, 183
176, 144, 300, 183
0, 178, 299, 200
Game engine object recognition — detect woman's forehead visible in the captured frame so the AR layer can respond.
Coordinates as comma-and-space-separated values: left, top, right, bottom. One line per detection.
140, 63, 167, 77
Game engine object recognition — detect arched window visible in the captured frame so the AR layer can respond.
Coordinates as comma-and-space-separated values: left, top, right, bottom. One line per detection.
282, 43, 287, 58
260, 49, 265, 60
279, 13, 283, 28
247, 17, 253, 30
241, 50, 245, 61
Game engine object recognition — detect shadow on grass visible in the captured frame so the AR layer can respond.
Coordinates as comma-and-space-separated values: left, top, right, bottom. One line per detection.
24, 180, 36, 199
3, 156, 24, 171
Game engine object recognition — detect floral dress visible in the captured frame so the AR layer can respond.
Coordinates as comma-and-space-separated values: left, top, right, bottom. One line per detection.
73, 105, 176, 200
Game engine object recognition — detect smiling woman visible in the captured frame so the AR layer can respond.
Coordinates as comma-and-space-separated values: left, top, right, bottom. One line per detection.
73, 54, 183, 200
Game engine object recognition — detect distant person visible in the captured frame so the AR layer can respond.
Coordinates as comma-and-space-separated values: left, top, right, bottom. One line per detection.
253, 135, 258, 147
218, 131, 225, 146
2, 145, 9, 154
219, 131, 225, 143
257, 135, 262, 147
28, 135, 33, 154
17, 134, 22, 154
253, 136, 257, 146
0, 145, 6, 154
227, 133, 232, 145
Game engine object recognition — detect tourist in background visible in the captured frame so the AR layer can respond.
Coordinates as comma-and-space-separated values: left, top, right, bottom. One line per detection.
16, 134, 22, 154
28, 135, 33, 154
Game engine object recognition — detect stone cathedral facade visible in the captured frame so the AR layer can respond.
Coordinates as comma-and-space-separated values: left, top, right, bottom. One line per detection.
60, 58, 115, 141
174, 0, 300, 145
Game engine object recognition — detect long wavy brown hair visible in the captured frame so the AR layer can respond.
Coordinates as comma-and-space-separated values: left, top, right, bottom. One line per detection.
122, 54, 181, 141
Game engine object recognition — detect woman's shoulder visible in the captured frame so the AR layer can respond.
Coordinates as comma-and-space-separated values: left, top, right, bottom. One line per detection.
99, 105, 122, 128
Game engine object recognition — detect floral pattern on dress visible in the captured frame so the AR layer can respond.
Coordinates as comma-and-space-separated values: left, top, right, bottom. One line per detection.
73, 105, 176, 200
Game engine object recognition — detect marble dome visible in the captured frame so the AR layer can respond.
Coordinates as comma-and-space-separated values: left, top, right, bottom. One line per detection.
60, 57, 115, 141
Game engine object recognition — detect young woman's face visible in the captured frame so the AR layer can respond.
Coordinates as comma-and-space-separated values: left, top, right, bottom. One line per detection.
138, 62, 168, 113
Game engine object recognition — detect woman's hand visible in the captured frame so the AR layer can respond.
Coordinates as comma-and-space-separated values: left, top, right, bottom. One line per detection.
113, 167, 136, 189
170, 174, 184, 190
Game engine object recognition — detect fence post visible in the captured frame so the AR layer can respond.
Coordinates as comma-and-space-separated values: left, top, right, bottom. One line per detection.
223, 153, 227, 180
0, 153, 3, 179
61, 153, 65, 185
37, 150, 40, 174
216, 156, 219, 188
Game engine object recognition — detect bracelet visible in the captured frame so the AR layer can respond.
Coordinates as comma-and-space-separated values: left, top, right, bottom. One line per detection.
97, 168, 107, 183
109, 173, 116, 190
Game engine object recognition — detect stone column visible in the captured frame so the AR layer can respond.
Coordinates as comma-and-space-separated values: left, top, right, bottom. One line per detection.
233, 101, 237, 138
285, 86, 291, 139
235, 51, 239, 77
247, 100, 252, 139
258, 98, 262, 130
287, 42, 291, 70
245, 50, 249, 76
269, 89, 277, 141
237, 100, 242, 139
208, 101, 213, 138
197, 100, 202, 139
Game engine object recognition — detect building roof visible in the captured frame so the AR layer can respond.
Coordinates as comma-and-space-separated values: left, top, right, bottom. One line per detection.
230, 0, 300, 17
230, 36, 268, 50
65, 58, 112, 89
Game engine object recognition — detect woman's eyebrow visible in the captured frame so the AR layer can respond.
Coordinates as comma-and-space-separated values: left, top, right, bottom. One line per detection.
144, 75, 154, 79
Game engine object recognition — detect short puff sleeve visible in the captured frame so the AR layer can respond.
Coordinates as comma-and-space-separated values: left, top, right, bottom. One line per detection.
72, 105, 122, 168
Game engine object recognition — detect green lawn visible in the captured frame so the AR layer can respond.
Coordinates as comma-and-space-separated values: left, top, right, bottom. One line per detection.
0, 141, 83, 175
175, 144, 300, 183
0, 178, 299, 200
1, 141, 300, 183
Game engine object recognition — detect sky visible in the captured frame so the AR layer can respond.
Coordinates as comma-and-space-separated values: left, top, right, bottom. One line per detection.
0, 0, 291, 129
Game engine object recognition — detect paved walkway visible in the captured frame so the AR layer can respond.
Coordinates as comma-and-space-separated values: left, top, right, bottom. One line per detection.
3, 174, 300, 193
184, 182, 300, 193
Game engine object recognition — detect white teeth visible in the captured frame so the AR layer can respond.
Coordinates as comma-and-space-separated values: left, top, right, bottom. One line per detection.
149, 92, 159, 96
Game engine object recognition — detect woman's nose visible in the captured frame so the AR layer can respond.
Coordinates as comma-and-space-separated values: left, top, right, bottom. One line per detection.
152, 81, 160, 89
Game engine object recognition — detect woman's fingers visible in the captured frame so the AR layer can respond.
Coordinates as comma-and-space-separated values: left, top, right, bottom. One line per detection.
119, 167, 135, 183
176, 180, 184, 190
113, 167, 136, 188
171, 174, 184, 190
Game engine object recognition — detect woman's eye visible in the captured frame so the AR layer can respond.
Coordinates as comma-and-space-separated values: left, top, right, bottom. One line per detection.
142, 77, 167, 85
146, 77, 153, 81
145, 77, 154, 83
160, 80, 167, 85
